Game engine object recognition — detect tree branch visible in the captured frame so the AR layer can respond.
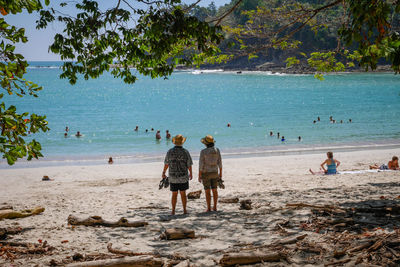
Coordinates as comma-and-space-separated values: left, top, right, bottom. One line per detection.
207, 0, 244, 26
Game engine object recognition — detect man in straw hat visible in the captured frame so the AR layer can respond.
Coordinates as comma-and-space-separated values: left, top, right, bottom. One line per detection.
199, 135, 222, 212
162, 134, 193, 215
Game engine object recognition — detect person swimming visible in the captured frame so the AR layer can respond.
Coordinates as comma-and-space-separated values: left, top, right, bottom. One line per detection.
134, 126, 139, 131
156, 130, 161, 140
313, 120, 316, 124
270, 131, 273, 136
281, 136, 285, 142
65, 126, 69, 132
317, 117, 320, 121
166, 130, 171, 139
227, 123, 231, 127
75, 131, 82, 137
298, 136, 301, 141
277, 132, 280, 139
64, 132, 68, 138
145, 129, 148, 133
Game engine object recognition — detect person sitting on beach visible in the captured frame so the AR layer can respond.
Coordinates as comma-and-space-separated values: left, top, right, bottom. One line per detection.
162, 134, 193, 215
156, 130, 161, 140
199, 135, 222, 212
309, 152, 340, 175
370, 156, 399, 170
75, 131, 82, 137
166, 130, 171, 139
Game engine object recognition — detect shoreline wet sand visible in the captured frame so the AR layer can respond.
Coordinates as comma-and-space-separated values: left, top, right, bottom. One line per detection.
1, 147, 400, 266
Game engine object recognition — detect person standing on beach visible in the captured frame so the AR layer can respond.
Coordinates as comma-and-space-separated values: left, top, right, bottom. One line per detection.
199, 135, 222, 212
162, 134, 193, 215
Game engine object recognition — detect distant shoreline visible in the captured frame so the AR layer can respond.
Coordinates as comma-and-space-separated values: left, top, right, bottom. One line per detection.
1, 140, 399, 169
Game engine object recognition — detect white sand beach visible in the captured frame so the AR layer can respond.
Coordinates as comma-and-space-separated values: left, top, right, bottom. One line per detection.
1, 147, 400, 266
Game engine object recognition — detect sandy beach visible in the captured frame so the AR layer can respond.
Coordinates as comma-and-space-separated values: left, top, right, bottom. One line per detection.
1, 147, 400, 266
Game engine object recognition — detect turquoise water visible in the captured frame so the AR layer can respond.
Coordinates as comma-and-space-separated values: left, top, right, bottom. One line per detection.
2, 62, 400, 163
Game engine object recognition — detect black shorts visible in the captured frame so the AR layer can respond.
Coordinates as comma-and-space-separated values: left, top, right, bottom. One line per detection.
170, 182, 189, 192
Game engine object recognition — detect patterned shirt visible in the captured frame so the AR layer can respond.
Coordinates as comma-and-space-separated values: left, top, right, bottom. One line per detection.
164, 146, 193, 183
199, 147, 222, 173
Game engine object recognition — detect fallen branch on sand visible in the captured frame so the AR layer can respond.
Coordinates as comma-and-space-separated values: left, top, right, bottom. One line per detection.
160, 228, 195, 240
107, 243, 154, 257
0, 207, 45, 220
67, 215, 148, 227
0, 227, 24, 240
219, 251, 284, 266
65, 256, 163, 267
187, 190, 202, 199
219, 198, 239, 203
0, 240, 54, 258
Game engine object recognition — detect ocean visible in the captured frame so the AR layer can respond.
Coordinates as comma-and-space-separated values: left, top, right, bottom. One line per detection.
2, 61, 400, 166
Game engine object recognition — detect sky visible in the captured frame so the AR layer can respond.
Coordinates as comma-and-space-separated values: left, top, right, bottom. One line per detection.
4, 0, 232, 61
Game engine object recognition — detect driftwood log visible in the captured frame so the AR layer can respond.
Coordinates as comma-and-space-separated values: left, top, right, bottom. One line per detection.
68, 215, 148, 227
65, 256, 163, 267
240, 200, 252, 210
160, 228, 195, 240
187, 190, 202, 199
220, 251, 283, 266
276, 234, 307, 245
107, 243, 154, 257
0, 207, 45, 220
219, 198, 239, 204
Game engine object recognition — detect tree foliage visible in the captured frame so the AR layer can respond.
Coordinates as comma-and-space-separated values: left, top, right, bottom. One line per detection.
194, 0, 400, 76
0, 0, 49, 165
37, 0, 224, 85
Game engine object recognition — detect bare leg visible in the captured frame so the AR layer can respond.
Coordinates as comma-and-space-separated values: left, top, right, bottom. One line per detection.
180, 190, 187, 214
205, 189, 212, 212
212, 188, 218, 211
171, 191, 178, 215
309, 168, 316, 175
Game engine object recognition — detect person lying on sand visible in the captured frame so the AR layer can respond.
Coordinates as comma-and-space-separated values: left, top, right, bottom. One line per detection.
199, 135, 222, 212
309, 152, 340, 175
162, 134, 193, 215
370, 156, 399, 170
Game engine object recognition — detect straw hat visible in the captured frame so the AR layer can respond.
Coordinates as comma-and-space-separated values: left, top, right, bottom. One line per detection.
201, 135, 215, 145
172, 134, 187, 146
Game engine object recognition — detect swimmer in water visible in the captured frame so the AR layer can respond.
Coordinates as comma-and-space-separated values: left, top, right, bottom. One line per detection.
75, 131, 82, 137
156, 130, 161, 140
166, 130, 171, 139
134, 126, 139, 131
281, 136, 285, 142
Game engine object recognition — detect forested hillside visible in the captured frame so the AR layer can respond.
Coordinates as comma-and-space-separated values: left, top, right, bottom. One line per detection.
187, 0, 399, 72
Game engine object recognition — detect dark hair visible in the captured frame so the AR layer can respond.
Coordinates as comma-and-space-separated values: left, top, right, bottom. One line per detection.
327, 151, 333, 159
393, 156, 399, 161
206, 143, 215, 148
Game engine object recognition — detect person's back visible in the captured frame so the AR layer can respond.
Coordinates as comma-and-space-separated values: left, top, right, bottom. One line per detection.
166, 146, 192, 182
326, 158, 337, 174
200, 146, 221, 174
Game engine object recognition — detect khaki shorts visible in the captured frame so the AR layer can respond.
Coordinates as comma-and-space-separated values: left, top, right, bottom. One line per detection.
202, 172, 219, 190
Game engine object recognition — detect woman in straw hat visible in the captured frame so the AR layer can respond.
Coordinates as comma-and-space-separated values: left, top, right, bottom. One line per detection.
162, 134, 193, 215
199, 135, 222, 212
